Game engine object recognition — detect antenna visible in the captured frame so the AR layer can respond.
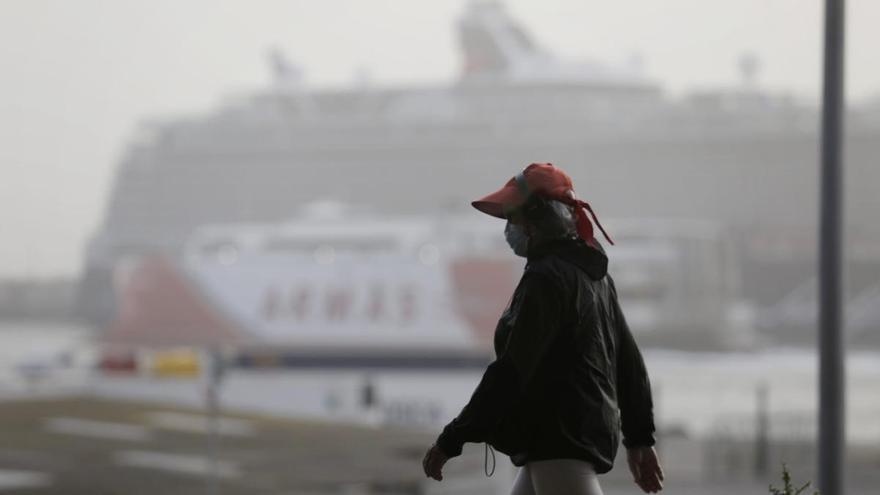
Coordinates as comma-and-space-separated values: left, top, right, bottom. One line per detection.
738, 52, 760, 88
266, 46, 304, 89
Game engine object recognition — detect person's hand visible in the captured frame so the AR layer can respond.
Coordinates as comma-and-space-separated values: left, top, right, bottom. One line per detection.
626, 445, 664, 493
422, 443, 450, 481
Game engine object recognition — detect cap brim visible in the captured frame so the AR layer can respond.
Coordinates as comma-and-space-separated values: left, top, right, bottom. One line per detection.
471, 180, 527, 219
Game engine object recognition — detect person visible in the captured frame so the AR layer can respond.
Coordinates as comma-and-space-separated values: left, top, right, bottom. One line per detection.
422, 163, 664, 494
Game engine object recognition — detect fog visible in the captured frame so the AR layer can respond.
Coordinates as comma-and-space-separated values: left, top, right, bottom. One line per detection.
1, 1, 879, 494
2, 0, 880, 277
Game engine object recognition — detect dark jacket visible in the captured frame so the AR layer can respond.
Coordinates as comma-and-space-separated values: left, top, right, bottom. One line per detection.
435, 236, 655, 474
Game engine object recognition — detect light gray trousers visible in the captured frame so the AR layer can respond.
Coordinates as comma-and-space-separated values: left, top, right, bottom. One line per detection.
509, 459, 604, 495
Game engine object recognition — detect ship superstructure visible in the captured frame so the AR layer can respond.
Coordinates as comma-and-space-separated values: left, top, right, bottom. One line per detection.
80, 1, 880, 347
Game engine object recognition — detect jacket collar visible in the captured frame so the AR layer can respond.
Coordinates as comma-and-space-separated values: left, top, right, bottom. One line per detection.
526, 235, 609, 280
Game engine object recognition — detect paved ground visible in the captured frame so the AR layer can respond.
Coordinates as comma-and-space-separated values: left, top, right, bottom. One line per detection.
0, 396, 443, 494
0, 396, 876, 495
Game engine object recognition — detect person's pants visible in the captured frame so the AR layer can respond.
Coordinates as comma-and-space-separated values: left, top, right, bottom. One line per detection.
509, 458, 604, 495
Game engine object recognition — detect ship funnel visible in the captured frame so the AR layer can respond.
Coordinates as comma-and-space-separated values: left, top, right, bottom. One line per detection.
457, 1, 546, 78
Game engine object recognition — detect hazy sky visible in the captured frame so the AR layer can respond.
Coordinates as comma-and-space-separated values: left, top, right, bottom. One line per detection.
1, 0, 879, 278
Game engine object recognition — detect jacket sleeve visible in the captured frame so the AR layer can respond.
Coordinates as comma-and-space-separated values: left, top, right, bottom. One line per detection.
609, 275, 657, 448
435, 271, 563, 458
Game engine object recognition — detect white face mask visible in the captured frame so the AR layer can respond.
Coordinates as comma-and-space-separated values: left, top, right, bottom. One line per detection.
504, 220, 530, 258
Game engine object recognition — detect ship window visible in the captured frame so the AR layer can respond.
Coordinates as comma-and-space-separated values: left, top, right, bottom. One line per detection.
261, 237, 396, 253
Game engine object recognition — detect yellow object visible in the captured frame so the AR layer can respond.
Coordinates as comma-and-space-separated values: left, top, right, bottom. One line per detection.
151, 349, 201, 378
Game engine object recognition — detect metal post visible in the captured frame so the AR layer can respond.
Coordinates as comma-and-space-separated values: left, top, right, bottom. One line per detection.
818, 1, 846, 494
755, 383, 769, 479
205, 348, 225, 495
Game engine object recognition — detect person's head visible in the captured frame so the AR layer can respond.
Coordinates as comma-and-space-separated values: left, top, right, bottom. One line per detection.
503, 195, 578, 257
471, 162, 615, 253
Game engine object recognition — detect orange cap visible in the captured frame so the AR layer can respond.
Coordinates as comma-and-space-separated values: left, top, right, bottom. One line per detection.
471, 163, 614, 247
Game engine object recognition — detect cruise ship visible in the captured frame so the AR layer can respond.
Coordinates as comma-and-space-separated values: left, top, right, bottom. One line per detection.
78, 1, 880, 350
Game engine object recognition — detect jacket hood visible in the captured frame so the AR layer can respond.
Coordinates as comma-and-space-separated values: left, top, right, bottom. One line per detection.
526, 235, 608, 280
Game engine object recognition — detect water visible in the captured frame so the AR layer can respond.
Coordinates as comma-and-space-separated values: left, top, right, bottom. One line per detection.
0, 321, 95, 396
645, 348, 880, 445
1, 322, 878, 447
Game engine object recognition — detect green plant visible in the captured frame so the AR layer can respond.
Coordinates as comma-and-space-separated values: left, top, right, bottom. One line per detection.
768, 463, 819, 495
